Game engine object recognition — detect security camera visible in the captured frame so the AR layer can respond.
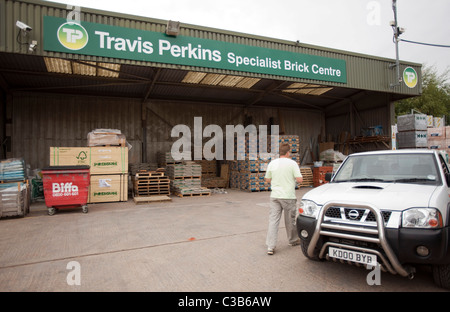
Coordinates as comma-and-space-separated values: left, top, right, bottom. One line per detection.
16, 21, 32, 31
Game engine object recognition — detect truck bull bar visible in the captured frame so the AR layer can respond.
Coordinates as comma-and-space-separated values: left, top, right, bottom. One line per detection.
307, 201, 415, 278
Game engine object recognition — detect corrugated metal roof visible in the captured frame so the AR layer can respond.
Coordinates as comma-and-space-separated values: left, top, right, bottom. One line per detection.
0, 0, 421, 96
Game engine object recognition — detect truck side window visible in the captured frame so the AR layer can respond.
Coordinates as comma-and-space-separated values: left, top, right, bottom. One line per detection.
439, 155, 449, 175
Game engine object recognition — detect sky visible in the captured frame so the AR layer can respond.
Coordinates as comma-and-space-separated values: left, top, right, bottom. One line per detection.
46, 0, 450, 79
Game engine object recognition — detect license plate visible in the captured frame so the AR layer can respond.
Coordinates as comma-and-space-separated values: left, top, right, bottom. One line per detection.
328, 247, 377, 266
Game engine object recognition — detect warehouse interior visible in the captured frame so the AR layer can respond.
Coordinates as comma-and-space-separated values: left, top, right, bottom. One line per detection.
0, 50, 418, 167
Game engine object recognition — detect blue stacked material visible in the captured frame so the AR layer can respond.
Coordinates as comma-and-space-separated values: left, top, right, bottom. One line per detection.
0, 158, 26, 182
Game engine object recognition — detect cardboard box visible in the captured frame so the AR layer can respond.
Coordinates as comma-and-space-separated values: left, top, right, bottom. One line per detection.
88, 174, 128, 203
397, 114, 427, 132
50, 147, 128, 174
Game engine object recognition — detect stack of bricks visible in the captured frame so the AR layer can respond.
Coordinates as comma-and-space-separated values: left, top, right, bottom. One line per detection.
427, 126, 450, 154
228, 134, 301, 192
166, 162, 211, 197
277, 135, 300, 166
313, 166, 333, 187
157, 151, 186, 167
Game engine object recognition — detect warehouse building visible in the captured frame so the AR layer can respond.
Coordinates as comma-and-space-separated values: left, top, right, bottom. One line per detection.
0, 0, 422, 171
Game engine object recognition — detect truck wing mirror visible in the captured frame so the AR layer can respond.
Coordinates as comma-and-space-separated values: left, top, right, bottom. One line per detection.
446, 173, 450, 187
325, 172, 333, 182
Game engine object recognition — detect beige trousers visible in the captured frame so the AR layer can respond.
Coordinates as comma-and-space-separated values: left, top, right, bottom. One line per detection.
266, 198, 299, 250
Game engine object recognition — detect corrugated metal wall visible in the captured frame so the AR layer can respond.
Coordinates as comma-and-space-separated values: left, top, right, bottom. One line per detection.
145, 100, 323, 164
10, 92, 323, 169
325, 92, 392, 152
11, 92, 142, 169
0, 89, 5, 159
0, 0, 421, 96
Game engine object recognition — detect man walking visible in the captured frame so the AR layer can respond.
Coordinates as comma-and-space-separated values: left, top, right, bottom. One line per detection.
265, 143, 303, 255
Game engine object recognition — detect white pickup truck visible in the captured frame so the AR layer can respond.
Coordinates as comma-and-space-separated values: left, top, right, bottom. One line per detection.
297, 149, 450, 289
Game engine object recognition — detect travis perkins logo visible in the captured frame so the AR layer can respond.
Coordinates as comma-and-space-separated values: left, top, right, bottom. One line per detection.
52, 182, 79, 197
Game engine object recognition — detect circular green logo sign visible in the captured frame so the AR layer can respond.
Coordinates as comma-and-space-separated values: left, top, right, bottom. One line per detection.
57, 22, 88, 50
403, 67, 418, 88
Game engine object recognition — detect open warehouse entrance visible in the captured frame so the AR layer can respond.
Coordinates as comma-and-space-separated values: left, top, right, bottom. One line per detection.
0, 0, 421, 201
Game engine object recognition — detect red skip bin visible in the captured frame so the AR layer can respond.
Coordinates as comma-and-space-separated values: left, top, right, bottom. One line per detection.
41, 166, 90, 215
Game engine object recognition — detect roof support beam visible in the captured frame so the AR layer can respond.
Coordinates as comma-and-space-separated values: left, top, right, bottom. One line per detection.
142, 68, 161, 103
272, 91, 323, 111
244, 80, 288, 107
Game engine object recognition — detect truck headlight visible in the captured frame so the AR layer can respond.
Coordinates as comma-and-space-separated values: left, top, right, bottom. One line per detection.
299, 200, 321, 219
402, 208, 443, 229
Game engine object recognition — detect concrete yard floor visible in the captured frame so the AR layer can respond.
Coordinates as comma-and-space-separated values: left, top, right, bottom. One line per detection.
0, 188, 445, 292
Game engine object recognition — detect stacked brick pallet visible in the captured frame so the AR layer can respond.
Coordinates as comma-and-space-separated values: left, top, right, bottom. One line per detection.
427, 126, 450, 154
313, 166, 333, 187
230, 171, 271, 192
229, 134, 301, 192
167, 162, 211, 197
157, 151, 185, 167
277, 135, 301, 166
396, 114, 428, 149
0, 158, 30, 218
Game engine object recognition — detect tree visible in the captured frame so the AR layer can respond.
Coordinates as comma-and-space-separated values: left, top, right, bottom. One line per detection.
395, 65, 450, 125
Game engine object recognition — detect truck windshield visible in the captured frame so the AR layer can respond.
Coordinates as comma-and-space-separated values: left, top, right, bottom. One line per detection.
333, 153, 441, 185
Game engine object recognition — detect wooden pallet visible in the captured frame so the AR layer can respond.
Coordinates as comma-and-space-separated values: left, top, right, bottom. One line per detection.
299, 167, 314, 187
174, 193, 210, 198
132, 170, 171, 197
133, 195, 172, 204
135, 171, 166, 178
173, 190, 211, 197
171, 176, 201, 180
134, 178, 170, 185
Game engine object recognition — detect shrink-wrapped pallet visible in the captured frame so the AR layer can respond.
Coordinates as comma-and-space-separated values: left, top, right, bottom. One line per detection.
397, 114, 427, 132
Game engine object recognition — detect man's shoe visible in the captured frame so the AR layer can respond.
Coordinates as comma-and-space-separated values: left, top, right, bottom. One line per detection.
267, 248, 274, 255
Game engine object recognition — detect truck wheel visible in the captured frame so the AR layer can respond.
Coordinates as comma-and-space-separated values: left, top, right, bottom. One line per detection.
82, 205, 88, 213
432, 264, 450, 289
300, 240, 323, 261
48, 207, 56, 216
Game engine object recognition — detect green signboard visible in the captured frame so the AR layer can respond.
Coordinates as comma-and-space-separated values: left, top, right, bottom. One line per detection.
44, 16, 347, 83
